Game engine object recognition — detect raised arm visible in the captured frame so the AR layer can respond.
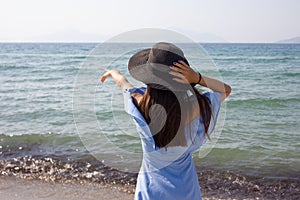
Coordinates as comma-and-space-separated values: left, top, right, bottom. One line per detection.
100, 69, 133, 92
198, 75, 231, 102
169, 60, 231, 102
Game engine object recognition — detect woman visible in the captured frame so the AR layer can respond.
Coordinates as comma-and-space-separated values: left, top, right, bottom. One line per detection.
101, 42, 231, 200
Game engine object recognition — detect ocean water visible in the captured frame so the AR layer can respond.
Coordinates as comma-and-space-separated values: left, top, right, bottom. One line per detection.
0, 43, 299, 180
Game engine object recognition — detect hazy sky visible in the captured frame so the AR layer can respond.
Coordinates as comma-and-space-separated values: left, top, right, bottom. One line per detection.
0, 0, 299, 42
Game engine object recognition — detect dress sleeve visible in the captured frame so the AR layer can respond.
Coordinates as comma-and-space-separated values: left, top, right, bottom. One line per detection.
204, 91, 221, 135
123, 87, 157, 150
123, 87, 146, 114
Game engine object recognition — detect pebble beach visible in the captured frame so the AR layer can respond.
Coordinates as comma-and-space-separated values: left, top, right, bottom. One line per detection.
1, 156, 299, 199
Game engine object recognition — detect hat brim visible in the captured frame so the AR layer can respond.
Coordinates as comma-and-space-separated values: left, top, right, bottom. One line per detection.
128, 48, 151, 72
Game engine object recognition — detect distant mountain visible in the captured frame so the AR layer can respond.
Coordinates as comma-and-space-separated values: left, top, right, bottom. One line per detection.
276, 36, 300, 43
189, 32, 227, 43
27, 30, 110, 43
167, 27, 227, 43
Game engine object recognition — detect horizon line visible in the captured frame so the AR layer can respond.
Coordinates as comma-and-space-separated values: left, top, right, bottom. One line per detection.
0, 41, 299, 44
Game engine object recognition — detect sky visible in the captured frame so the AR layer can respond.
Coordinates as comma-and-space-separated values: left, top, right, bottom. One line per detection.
0, 0, 299, 43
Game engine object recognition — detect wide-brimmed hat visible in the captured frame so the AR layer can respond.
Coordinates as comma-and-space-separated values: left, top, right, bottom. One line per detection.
128, 42, 194, 91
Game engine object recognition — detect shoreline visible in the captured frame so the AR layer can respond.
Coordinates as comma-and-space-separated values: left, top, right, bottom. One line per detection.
1, 157, 299, 199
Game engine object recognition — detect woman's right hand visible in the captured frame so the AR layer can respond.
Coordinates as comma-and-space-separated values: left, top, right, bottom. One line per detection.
169, 60, 231, 102
169, 60, 200, 84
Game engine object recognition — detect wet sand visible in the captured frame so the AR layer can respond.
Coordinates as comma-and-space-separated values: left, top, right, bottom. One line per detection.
0, 176, 133, 200
2, 174, 299, 200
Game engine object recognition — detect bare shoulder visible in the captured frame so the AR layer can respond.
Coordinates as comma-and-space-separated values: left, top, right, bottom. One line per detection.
131, 93, 143, 104
186, 98, 201, 124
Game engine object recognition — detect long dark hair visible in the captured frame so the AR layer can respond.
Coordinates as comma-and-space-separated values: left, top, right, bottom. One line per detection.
137, 87, 212, 148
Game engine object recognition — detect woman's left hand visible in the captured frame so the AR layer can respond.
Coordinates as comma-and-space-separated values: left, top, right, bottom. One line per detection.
100, 69, 121, 83
100, 69, 133, 92
169, 60, 200, 84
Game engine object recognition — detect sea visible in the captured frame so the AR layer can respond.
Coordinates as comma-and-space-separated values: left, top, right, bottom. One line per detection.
0, 43, 299, 182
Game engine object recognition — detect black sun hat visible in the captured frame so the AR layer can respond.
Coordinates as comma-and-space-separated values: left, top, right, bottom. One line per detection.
128, 42, 194, 92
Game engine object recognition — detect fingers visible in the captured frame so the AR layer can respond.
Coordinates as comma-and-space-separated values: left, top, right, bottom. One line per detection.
178, 60, 190, 68
169, 71, 189, 83
172, 77, 188, 84
100, 69, 111, 83
100, 74, 108, 83
170, 60, 191, 75
173, 60, 189, 69
170, 65, 185, 73
169, 71, 184, 79
170, 60, 187, 73
170, 60, 198, 84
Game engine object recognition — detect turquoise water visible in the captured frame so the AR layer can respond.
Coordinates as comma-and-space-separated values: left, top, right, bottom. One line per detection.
0, 43, 299, 179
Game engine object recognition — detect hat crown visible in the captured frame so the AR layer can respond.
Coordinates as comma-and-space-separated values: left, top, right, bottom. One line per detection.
148, 42, 185, 66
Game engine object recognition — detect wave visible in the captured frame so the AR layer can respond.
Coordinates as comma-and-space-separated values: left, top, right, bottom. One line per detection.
0, 53, 88, 58
195, 146, 300, 179
213, 56, 300, 62
281, 72, 300, 77
227, 97, 300, 108
0, 133, 86, 160
0, 132, 77, 144
0, 64, 32, 70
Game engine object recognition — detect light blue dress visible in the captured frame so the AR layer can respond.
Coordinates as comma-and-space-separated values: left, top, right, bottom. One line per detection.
124, 87, 221, 200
